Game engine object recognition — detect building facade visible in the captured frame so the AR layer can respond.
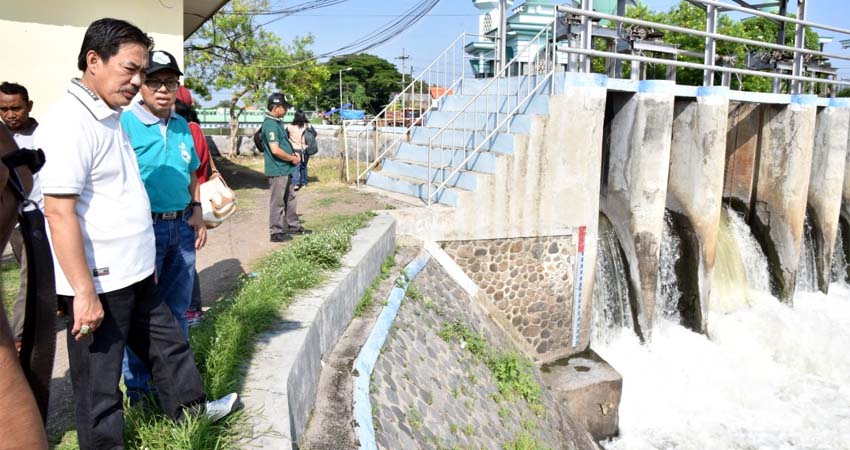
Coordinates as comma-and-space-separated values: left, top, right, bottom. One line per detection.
467, 0, 636, 77
0, 0, 224, 117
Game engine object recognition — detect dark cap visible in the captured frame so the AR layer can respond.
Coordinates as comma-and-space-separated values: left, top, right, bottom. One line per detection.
147, 50, 183, 76
267, 92, 292, 110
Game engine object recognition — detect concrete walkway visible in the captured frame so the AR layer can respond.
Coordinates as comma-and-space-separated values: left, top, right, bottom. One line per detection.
242, 215, 395, 449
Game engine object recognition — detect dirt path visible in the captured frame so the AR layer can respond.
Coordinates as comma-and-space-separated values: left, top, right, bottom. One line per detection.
37, 157, 399, 446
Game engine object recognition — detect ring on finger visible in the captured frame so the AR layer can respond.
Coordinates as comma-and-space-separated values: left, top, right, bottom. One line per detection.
80, 324, 92, 335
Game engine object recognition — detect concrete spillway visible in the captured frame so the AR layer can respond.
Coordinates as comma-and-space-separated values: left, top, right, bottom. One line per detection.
381, 73, 850, 361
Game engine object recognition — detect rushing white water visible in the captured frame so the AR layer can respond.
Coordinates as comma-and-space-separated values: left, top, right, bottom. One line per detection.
655, 211, 682, 324
796, 216, 818, 293
591, 216, 634, 346
709, 208, 770, 313
595, 207, 850, 450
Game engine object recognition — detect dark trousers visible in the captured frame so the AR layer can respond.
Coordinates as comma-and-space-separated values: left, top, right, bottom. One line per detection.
268, 174, 301, 235
62, 275, 206, 450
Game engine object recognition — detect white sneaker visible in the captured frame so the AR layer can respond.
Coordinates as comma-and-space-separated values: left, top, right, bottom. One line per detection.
205, 392, 240, 422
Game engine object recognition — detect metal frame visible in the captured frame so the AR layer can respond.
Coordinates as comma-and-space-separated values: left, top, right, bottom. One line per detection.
354, 33, 490, 184
355, 0, 850, 206
426, 17, 558, 205
557, 1, 850, 92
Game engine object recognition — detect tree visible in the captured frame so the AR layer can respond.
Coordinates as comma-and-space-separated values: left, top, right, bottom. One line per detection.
317, 54, 407, 114
184, 0, 329, 157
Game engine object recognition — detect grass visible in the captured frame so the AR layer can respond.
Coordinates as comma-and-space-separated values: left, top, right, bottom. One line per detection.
437, 320, 543, 412
406, 406, 423, 432
502, 429, 551, 450
189, 212, 373, 399
53, 212, 374, 449
354, 254, 396, 317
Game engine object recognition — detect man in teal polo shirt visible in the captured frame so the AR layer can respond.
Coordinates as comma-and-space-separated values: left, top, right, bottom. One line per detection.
119, 50, 205, 401
262, 93, 310, 242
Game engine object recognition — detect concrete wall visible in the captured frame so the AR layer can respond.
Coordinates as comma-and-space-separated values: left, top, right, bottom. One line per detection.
723, 102, 762, 215
807, 101, 850, 292
241, 216, 396, 449
0, 1, 184, 117
600, 82, 675, 337
751, 96, 818, 302
666, 88, 729, 333
388, 74, 607, 358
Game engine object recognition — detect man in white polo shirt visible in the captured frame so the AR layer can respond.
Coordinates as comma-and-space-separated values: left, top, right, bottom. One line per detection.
35, 18, 236, 450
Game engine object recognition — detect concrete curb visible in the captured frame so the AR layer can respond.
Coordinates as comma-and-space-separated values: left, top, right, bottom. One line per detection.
241, 215, 396, 450
353, 250, 432, 450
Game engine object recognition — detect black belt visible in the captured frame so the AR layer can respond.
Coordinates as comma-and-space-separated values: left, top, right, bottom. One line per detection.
152, 207, 189, 220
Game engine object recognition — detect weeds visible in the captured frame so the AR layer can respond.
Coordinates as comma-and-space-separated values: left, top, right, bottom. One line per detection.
407, 407, 423, 432
502, 423, 551, 450
354, 254, 396, 317
406, 282, 422, 301
437, 321, 542, 411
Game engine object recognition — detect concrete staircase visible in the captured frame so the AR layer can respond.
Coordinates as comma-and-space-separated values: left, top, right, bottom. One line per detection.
365, 75, 558, 207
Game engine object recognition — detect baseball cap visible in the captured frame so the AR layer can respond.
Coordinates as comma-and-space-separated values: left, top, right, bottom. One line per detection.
147, 50, 183, 76
267, 92, 292, 110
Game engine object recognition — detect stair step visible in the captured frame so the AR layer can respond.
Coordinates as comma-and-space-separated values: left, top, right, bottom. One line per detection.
365, 172, 460, 207
396, 142, 499, 174
459, 74, 555, 96
423, 111, 532, 133
382, 159, 478, 191
409, 127, 515, 153
440, 93, 549, 115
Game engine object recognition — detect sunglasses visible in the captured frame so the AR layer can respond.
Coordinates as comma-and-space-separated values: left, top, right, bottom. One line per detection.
144, 79, 180, 92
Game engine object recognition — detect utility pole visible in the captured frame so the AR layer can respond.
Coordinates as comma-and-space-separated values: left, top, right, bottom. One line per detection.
396, 48, 411, 90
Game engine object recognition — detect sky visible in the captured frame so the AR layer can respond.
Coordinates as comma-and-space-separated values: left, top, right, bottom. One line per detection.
203, 0, 850, 106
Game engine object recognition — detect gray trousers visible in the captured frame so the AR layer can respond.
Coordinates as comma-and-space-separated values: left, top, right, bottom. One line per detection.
269, 175, 301, 235
10, 226, 26, 341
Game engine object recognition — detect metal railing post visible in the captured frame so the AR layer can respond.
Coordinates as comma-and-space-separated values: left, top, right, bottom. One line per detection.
792, 0, 808, 94
552, 12, 558, 93
703, 3, 718, 86
773, 1, 788, 93
581, 0, 594, 73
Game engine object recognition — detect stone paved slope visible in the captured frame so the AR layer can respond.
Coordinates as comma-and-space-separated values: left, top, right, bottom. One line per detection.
370, 261, 579, 449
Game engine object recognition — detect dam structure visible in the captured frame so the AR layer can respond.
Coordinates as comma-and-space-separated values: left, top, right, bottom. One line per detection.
341, 0, 850, 447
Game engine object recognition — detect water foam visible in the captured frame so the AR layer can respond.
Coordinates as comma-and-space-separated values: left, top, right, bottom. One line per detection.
595, 207, 850, 450
598, 287, 850, 450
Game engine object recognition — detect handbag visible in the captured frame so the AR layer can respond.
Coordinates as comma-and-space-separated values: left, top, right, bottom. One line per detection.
200, 171, 237, 228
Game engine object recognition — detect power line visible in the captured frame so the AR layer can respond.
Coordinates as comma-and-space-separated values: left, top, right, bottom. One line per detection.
189, 0, 442, 71
220, 0, 350, 16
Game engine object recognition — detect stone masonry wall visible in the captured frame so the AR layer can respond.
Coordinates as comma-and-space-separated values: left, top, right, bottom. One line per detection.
370, 261, 594, 450
442, 236, 576, 362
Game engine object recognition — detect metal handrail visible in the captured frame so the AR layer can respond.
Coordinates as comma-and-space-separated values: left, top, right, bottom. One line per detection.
355, 33, 486, 185
694, 0, 850, 36
428, 73, 555, 206
559, 46, 850, 87
427, 16, 558, 204
556, 5, 850, 63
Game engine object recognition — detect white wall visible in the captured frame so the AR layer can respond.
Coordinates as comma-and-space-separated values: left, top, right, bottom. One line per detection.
0, 0, 184, 117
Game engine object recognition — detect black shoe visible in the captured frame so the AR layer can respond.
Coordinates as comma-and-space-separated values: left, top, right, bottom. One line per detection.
270, 233, 292, 242
288, 227, 312, 235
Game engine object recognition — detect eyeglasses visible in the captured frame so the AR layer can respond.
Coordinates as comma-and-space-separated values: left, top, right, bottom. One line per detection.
144, 79, 180, 92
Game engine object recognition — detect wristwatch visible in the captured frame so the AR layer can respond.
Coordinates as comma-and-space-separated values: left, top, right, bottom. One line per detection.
189, 201, 202, 208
